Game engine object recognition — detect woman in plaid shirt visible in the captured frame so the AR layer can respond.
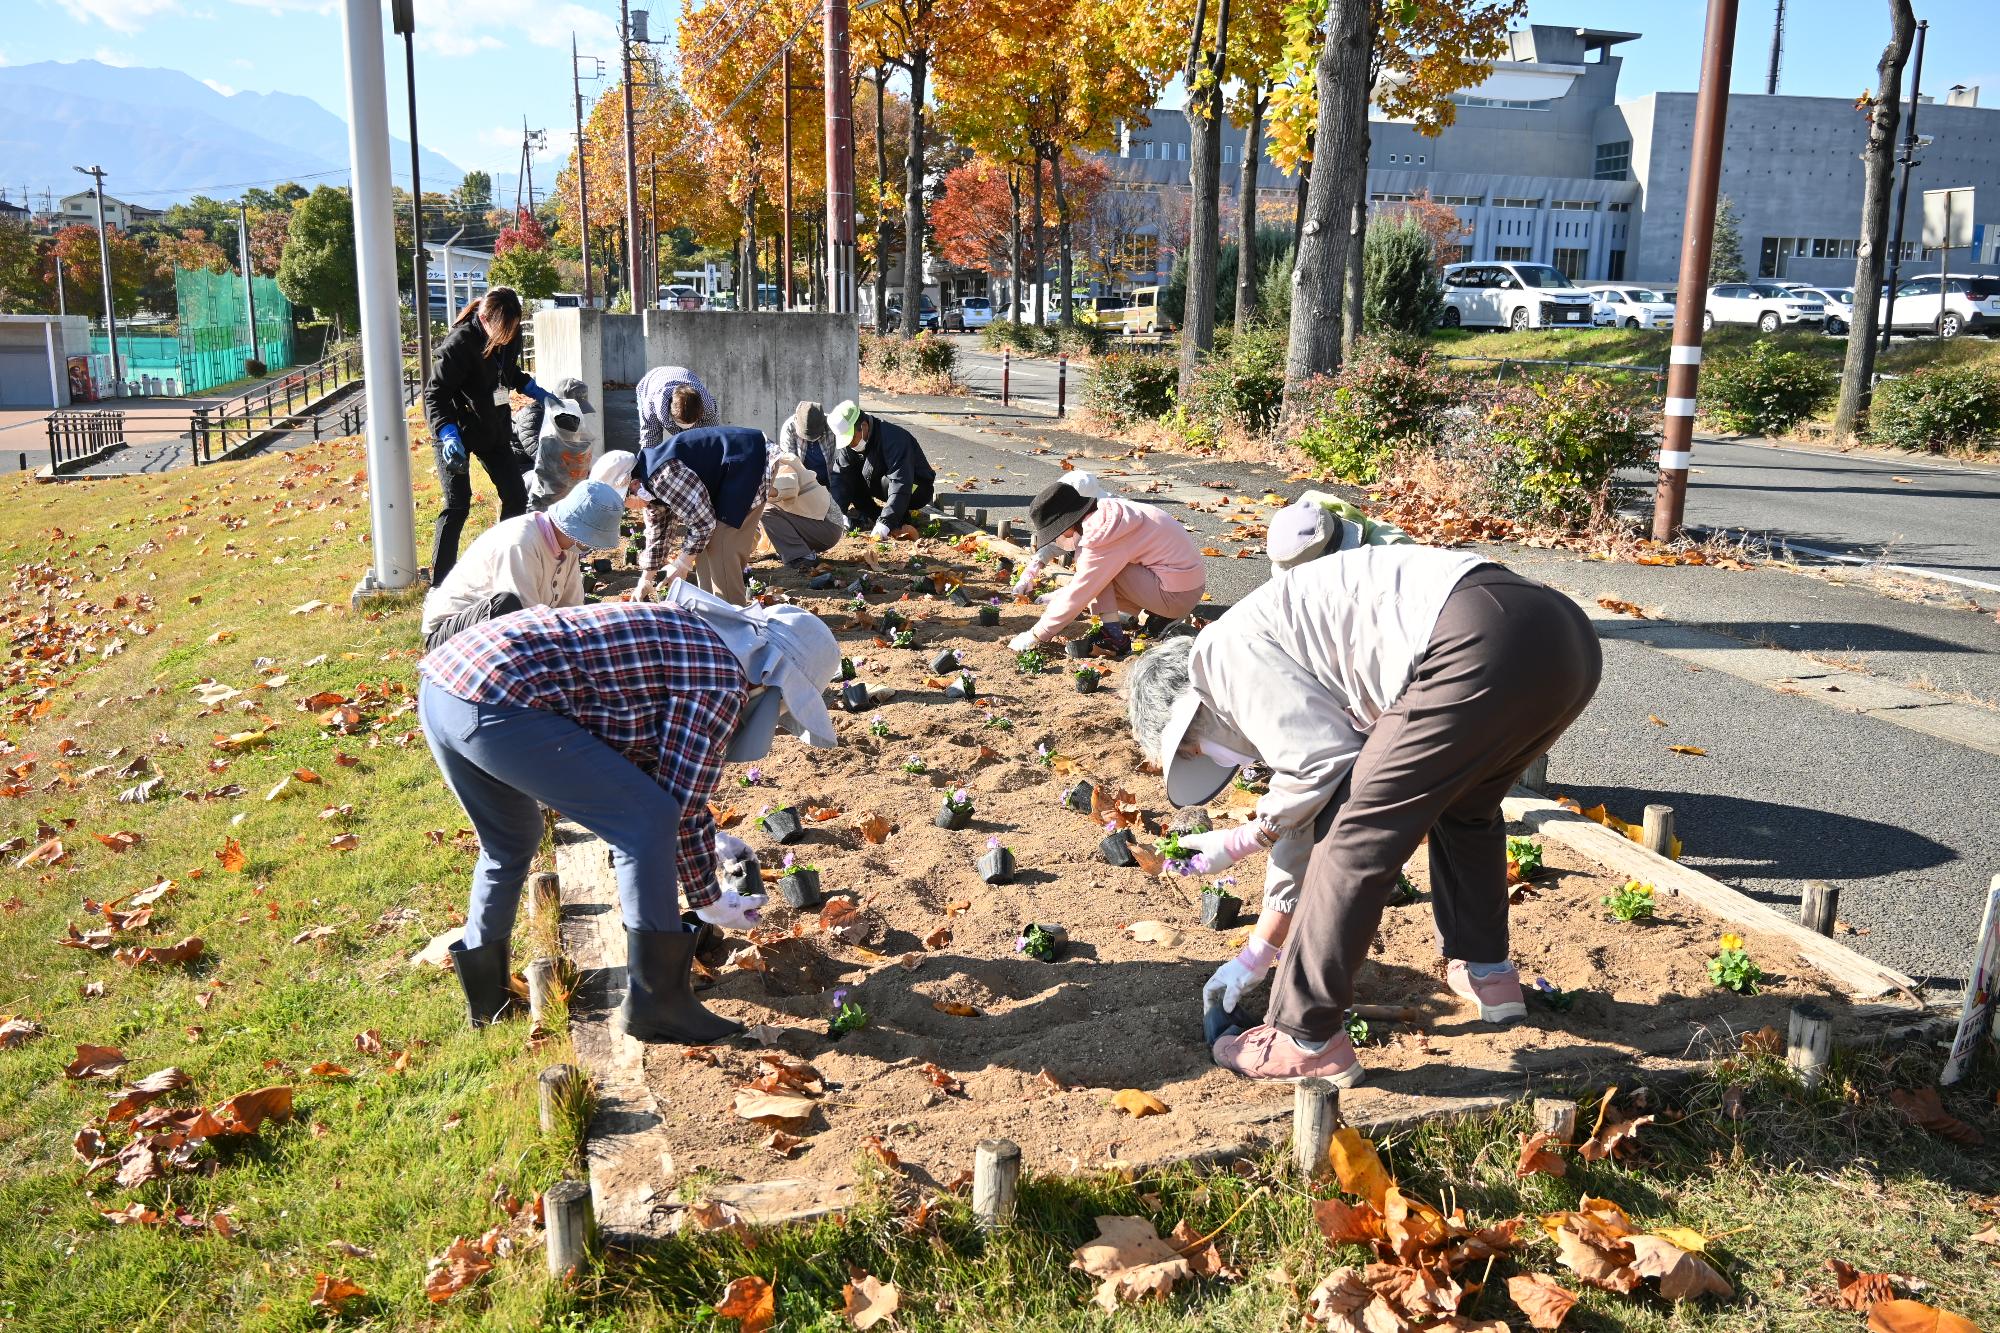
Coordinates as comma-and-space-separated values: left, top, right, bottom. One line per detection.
418, 599, 840, 1043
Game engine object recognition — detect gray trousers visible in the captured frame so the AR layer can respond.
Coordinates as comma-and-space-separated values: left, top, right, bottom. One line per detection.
761, 506, 844, 565
1264, 566, 1602, 1041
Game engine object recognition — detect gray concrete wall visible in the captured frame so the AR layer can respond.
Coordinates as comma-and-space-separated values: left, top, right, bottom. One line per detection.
531, 307, 860, 446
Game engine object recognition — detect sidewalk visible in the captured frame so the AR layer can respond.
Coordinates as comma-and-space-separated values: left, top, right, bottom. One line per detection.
866, 387, 2000, 993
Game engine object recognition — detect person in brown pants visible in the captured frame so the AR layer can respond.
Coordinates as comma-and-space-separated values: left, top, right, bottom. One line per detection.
1125, 550, 1601, 1086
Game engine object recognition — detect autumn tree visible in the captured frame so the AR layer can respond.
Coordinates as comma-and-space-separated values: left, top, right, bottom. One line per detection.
47, 224, 150, 321
0, 220, 46, 313
934, 156, 1016, 276
495, 209, 549, 255
143, 227, 232, 313
1835, 0, 1918, 440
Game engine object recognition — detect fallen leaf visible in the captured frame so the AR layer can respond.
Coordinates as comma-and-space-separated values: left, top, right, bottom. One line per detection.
1516, 1130, 1567, 1179
716, 1276, 775, 1332
354, 1029, 384, 1054
921, 922, 952, 950
310, 1274, 368, 1314
290, 599, 329, 616
733, 1088, 816, 1129
0, 1015, 45, 1048
1073, 1214, 1194, 1311
1889, 1086, 1984, 1146
216, 838, 247, 872
64, 1043, 129, 1080
423, 1236, 494, 1304
708, 803, 745, 829
931, 1000, 981, 1017
1312, 1197, 1386, 1247
1111, 1088, 1169, 1118
290, 924, 337, 945
1129, 843, 1166, 874
1596, 597, 1647, 618
1577, 1114, 1654, 1163
309, 1061, 352, 1079
1628, 1234, 1732, 1301
293, 768, 321, 784
92, 830, 143, 853
917, 1061, 962, 1094
1667, 744, 1708, 757
843, 1272, 901, 1329
213, 1084, 294, 1135
1552, 1220, 1640, 1294
763, 1130, 804, 1156
1328, 1127, 1393, 1210
1124, 919, 1181, 947
1867, 1302, 1983, 1333
1507, 1273, 1579, 1329
1646, 714, 1667, 727
856, 813, 892, 844
327, 833, 360, 852
804, 804, 842, 821
106, 1067, 191, 1120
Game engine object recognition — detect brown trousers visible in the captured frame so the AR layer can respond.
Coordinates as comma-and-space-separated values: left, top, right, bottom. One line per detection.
1264, 566, 1602, 1041
1088, 564, 1204, 623
692, 501, 766, 606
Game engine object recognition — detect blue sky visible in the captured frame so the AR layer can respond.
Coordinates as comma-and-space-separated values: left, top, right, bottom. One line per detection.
7, 0, 1999, 202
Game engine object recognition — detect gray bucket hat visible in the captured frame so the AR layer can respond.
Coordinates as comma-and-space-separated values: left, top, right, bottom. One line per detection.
546, 479, 624, 550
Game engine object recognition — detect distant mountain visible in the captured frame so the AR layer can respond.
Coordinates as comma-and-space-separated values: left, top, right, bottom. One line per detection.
0, 60, 466, 209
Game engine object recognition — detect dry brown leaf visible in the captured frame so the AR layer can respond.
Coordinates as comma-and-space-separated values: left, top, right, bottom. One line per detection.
309, 1061, 352, 1079
1577, 1114, 1654, 1163
922, 922, 952, 950
310, 1274, 368, 1314
1311, 1197, 1386, 1247
804, 804, 842, 821
733, 1088, 816, 1129
293, 768, 321, 784
715, 1276, 775, 1333
1507, 1273, 1578, 1329
1628, 1234, 1732, 1301
1667, 744, 1708, 757
106, 1067, 191, 1120
1073, 1214, 1194, 1311
1866, 1300, 1983, 1333
327, 832, 360, 852
1888, 1086, 1984, 1146
1646, 714, 1667, 727
64, 1043, 129, 1080
1553, 1223, 1640, 1294
1328, 1127, 1393, 1210
423, 1236, 494, 1304
92, 830, 143, 853
918, 1061, 963, 1094
1515, 1130, 1567, 1179
708, 803, 745, 829
1111, 1088, 1169, 1118
1129, 842, 1166, 875
1124, 919, 1181, 947
1303, 1266, 1405, 1332
762, 1130, 804, 1156
842, 1272, 901, 1328
1828, 1259, 1896, 1311
216, 837, 247, 873
1596, 597, 1646, 618
856, 813, 892, 844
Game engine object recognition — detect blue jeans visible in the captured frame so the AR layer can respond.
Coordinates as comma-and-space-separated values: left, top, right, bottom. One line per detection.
419, 679, 685, 948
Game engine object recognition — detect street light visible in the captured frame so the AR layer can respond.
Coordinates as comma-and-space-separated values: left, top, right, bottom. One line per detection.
72, 164, 121, 392
391, 0, 430, 377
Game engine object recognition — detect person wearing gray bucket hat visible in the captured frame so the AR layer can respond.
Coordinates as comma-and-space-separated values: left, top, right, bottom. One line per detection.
418, 598, 839, 1043
418, 480, 626, 651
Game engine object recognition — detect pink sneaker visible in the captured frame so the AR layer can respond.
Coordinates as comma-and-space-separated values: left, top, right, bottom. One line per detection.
1447, 961, 1527, 1023
1211, 1024, 1365, 1086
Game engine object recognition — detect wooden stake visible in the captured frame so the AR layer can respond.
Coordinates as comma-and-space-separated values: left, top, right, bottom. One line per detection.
1532, 1097, 1579, 1143
1787, 1002, 1834, 1088
1292, 1077, 1342, 1178
538, 1062, 577, 1134
527, 871, 561, 921
526, 956, 560, 1024
1799, 880, 1840, 937
1520, 753, 1550, 793
972, 1137, 1020, 1228
973, 508, 988, 530
997, 518, 1015, 543
543, 1178, 594, 1277
951, 500, 965, 519
1641, 804, 1676, 857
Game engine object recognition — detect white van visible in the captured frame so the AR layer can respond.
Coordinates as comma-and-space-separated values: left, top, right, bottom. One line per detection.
1441, 261, 1596, 332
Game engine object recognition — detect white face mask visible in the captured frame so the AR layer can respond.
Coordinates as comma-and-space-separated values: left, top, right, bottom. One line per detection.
1055, 532, 1079, 553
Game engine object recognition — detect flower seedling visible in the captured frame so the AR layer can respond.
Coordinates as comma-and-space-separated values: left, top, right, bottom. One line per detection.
984, 715, 1013, 732
979, 836, 1016, 884
1017, 923, 1062, 963
1015, 647, 1051, 675
867, 719, 890, 738
928, 648, 961, 675
757, 805, 803, 844
977, 604, 1001, 627
1344, 1012, 1371, 1047
890, 629, 917, 650
1061, 778, 1095, 813
738, 766, 765, 788
901, 754, 928, 775
1199, 878, 1241, 930
1073, 666, 1101, 694
1602, 880, 1656, 923
1388, 872, 1420, 906
935, 787, 975, 830
829, 988, 870, 1038
1100, 827, 1138, 867
1155, 832, 1197, 876
945, 671, 977, 701
1529, 975, 1577, 1012
777, 854, 823, 908
1709, 933, 1763, 994
1505, 835, 1543, 879
838, 657, 857, 682
1033, 743, 1053, 768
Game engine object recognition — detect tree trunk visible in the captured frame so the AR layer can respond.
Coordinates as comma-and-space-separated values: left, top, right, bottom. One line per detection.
1234, 84, 1266, 331
1030, 152, 1046, 327
1834, 0, 1916, 441
1282, 0, 1371, 416
899, 50, 928, 336
874, 68, 891, 333
1340, 90, 1371, 351
1292, 130, 1313, 254
1181, 80, 1227, 396
1007, 166, 1024, 325
744, 194, 758, 312
1053, 151, 1074, 329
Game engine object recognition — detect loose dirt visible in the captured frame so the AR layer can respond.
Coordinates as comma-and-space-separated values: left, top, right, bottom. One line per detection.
638, 533, 1854, 1194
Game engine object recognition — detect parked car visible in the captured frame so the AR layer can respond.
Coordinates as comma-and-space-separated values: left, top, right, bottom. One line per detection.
1804, 287, 1855, 335
1877, 274, 2000, 338
1704, 282, 1824, 332
1586, 285, 1676, 330
885, 295, 940, 330
1440, 262, 1595, 331
942, 297, 994, 331
1095, 286, 1171, 336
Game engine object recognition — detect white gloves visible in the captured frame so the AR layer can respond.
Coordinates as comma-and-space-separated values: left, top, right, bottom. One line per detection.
1008, 630, 1041, 652
633, 572, 656, 602
1011, 560, 1044, 597
666, 553, 695, 584
695, 889, 767, 931
715, 832, 759, 896
1178, 827, 1245, 874
870, 521, 892, 540
1203, 937, 1279, 1013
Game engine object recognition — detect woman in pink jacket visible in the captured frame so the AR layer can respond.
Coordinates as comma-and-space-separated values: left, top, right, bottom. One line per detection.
1008, 476, 1207, 654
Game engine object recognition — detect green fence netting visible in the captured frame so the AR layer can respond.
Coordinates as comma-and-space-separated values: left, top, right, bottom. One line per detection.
92, 269, 296, 396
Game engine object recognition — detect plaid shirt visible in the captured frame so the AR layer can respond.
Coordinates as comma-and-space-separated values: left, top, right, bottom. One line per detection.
419, 602, 747, 907
638, 452, 779, 574
635, 366, 718, 452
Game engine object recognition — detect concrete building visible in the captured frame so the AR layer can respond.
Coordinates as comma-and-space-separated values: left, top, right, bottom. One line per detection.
1094, 23, 1999, 292
53, 190, 160, 232
0, 314, 93, 409
423, 241, 492, 320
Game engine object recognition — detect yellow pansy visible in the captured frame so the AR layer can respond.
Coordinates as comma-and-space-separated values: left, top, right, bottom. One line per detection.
1719, 933, 1744, 952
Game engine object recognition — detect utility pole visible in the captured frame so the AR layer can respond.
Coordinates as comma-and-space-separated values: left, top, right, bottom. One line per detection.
1766, 0, 1784, 94
392, 0, 429, 376
781, 46, 795, 310
1880, 19, 1927, 353
619, 0, 644, 313
1653, 0, 1739, 542
237, 202, 261, 369
573, 33, 595, 307
339, 0, 419, 592
73, 165, 121, 392
648, 159, 660, 308
823, 0, 857, 315
55, 256, 67, 317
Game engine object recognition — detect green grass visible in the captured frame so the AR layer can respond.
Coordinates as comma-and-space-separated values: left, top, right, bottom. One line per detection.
2, 437, 1997, 1331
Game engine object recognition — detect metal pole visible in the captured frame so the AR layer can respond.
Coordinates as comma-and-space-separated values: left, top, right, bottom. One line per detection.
649, 160, 660, 308
823, 0, 857, 315
1880, 20, 1926, 353
238, 203, 261, 370
340, 0, 419, 590
782, 46, 795, 310
1057, 353, 1067, 417
397, 5, 430, 378
574, 32, 594, 308
1653, 0, 1739, 542
619, 0, 644, 314
55, 256, 66, 317
1766, 0, 1784, 95
74, 165, 120, 390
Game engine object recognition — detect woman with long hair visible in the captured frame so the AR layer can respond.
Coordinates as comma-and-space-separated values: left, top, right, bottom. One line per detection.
423, 287, 563, 583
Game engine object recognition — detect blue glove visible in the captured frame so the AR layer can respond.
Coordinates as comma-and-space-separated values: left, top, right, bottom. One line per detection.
437, 424, 466, 471
519, 377, 554, 405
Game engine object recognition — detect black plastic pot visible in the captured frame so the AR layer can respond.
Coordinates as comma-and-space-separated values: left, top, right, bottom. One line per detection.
1016, 922, 1068, 963
777, 869, 822, 909
944, 674, 976, 701
761, 807, 804, 844
977, 606, 1000, 627
1064, 636, 1094, 660
928, 648, 961, 675
934, 801, 973, 830
947, 585, 971, 608
978, 847, 1016, 884
1061, 780, 1095, 814
1200, 890, 1243, 931
839, 681, 872, 712
1074, 670, 1100, 694
592, 557, 613, 575
809, 572, 837, 590
879, 609, 906, 632
1099, 829, 1137, 867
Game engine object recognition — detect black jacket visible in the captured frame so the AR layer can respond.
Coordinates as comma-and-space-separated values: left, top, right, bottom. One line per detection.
832, 416, 935, 530
423, 318, 529, 454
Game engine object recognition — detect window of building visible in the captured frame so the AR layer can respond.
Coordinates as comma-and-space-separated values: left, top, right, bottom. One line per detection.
1177, 142, 1188, 161
1141, 141, 1154, 160
1552, 248, 1589, 279
1416, 155, 1426, 164
1607, 201, 1631, 213
1606, 250, 1627, 280
1369, 191, 1414, 204
1492, 197, 1540, 210
1495, 246, 1532, 262
1594, 140, 1631, 180
1552, 200, 1598, 212
1438, 195, 1483, 207
1223, 145, 1234, 164
1455, 94, 1555, 110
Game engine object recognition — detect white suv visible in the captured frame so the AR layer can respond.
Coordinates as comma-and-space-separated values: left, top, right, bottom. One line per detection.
1877, 274, 2000, 339
1587, 285, 1676, 330
1705, 282, 1825, 332
1441, 262, 1596, 332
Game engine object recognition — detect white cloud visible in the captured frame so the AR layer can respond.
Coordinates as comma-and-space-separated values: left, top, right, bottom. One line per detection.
92, 47, 136, 67
59, 0, 181, 34
202, 77, 236, 96
417, 30, 504, 58
411, 0, 618, 58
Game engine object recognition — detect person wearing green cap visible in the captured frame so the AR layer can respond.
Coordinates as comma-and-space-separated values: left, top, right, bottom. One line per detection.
825, 399, 936, 538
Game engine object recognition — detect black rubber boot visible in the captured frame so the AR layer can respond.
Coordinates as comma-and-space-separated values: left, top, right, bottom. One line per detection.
450, 938, 518, 1027
620, 926, 745, 1044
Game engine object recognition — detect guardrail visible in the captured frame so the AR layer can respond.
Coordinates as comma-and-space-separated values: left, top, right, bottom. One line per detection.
44, 410, 126, 473
189, 344, 365, 464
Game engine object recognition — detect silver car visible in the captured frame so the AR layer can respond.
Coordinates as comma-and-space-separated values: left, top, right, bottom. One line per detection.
1705, 281, 1825, 333
1587, 285, 1676, 330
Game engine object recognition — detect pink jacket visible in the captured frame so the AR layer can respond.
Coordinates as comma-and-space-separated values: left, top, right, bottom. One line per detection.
1033, 497, 1205, 636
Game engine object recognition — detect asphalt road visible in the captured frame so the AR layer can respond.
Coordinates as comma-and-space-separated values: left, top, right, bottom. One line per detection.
874, 390, 2000, 991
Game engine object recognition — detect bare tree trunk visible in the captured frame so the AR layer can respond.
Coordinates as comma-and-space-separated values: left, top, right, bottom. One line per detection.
874, 68, 891, 332
1053, 151, 1074, 328
1030, 151, 1046, 327
1007, 166, 1023, 325
1834, 0, 1916, 441
1292, 130, 1313, 255
1282, 0, 1370, 416
1340, 84, 1371, 350
900, 50, 928, 336
1234, 83, 1266, 331
1182, 83, 1227, 395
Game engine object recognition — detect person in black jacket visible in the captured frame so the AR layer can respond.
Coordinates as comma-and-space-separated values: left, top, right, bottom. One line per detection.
423, 287, 562, 583
825, 399, 936, 538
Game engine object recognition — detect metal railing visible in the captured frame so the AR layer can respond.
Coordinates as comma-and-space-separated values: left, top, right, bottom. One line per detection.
189, 344, 364, 464
44, 410, 126, 472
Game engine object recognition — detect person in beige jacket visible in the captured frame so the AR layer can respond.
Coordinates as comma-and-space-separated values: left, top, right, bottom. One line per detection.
761, 401, 846, 571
